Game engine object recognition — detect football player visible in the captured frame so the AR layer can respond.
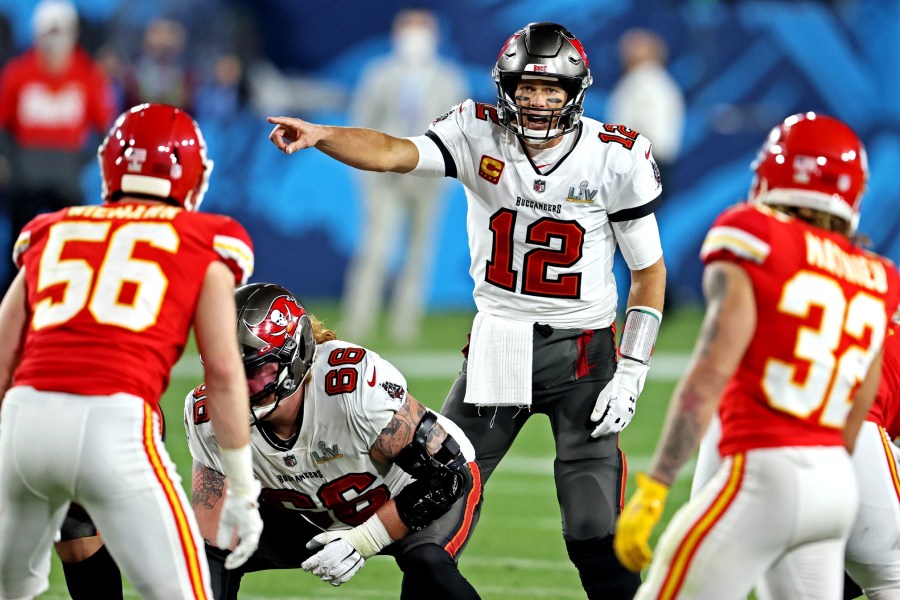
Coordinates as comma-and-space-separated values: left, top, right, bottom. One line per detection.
613, 113, 900, 599
185, 283, 482, 599
268, 22, 665, 597
0, 103, 263, 600
692, 319, 900, 600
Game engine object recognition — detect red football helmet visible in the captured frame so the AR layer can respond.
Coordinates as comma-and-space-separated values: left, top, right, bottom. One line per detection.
98, 103, 213, 211
749, 112, 868, 233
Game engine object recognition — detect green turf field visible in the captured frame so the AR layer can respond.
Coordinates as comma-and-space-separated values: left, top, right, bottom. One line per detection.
44, 305, 705, 599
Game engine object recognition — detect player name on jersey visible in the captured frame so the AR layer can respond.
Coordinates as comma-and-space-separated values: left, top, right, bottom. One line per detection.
66, 204, 181, 220
805, 231, 888, 293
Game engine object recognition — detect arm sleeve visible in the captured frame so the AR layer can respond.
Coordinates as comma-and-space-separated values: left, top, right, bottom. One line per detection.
355, 351, 410, 446
606, 134, 663, 222
407, 134, 449, 177
612, 214, 664, 270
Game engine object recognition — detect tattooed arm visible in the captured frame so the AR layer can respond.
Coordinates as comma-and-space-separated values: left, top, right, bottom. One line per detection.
648, 261, 756, 486
366, 393, 452, 539
191, 460, 228, 542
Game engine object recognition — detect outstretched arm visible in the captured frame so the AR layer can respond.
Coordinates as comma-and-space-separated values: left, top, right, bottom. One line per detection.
267, 116, 420, 173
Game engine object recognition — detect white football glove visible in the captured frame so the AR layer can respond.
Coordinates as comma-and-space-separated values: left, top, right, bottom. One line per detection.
590, 358, 649, 437
216, 479, 263, 570
302, 533, 366, 586
301, 515, 392, 586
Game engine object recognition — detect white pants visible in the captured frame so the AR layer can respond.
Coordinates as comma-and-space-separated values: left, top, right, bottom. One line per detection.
340, 172, 447, 343
844, 422, 900, 599
639, 446, 857, 600
0, 388, 212, 600
694, 418, 900, 599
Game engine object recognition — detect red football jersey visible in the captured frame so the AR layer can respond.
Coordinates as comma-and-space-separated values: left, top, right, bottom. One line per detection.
12, 201, 254, 407
700, 203, 900, 456
867, 322, 900, 439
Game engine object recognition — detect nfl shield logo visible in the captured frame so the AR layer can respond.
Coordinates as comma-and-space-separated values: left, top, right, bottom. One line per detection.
534, 179, 546, 193
283, 454, 297, 467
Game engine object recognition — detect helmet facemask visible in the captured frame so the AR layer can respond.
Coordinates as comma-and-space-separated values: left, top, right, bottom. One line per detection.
495, 72, 588, 143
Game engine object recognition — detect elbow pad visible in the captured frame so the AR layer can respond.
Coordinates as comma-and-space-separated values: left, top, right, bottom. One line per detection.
394, 455, 467, 531
393, 412, 468, 531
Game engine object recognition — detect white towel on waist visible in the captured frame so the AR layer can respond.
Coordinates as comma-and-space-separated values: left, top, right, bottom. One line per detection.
464, 312, 533, 407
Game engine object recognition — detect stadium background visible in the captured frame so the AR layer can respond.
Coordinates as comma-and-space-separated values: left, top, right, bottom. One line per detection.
1, 0, 899, 309
0, 0, 888, 598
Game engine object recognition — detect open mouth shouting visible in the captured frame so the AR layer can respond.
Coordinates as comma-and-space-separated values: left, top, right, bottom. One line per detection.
522, 111, 553, 130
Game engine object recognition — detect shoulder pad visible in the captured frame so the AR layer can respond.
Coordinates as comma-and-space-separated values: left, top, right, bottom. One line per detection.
700, 204, 773, 266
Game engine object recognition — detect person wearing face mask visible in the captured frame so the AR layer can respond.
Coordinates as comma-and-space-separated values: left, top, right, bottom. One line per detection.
0, 0, 115, 297
339, 9, 468, 345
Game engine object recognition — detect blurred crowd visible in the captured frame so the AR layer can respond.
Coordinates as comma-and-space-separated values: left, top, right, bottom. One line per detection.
0, 0, 347, 292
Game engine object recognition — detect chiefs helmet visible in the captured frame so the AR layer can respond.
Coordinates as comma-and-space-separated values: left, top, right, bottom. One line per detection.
493, 22, 592, 142
98, 103, 213, 211
235, 283, 316, 424
749, 112, 868, 234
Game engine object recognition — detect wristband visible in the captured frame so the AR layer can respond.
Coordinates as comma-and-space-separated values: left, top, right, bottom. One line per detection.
219, 444, 256, 498
619, 306, 662, 365
342, 515, 393, 558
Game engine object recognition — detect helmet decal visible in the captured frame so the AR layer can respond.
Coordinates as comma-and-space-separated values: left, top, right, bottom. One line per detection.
246, 295, 303, 353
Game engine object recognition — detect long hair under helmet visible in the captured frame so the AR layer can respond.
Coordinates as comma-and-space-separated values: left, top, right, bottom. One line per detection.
493, 22, 593, 143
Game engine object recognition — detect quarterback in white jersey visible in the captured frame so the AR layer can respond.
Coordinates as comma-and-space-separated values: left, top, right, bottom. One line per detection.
267, 22, 666, 598
426, 98, 661, 328
185, 283, 482, 600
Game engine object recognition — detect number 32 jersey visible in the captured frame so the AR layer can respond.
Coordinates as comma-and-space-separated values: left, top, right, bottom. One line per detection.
700, 203, 900, 455
424, 100, 662, 328
12, 202, 254, 407
186, 339, 475, 531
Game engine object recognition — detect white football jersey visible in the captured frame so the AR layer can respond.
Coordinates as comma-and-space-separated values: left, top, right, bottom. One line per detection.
426, 100, 662, 328
185, 340, 473, 531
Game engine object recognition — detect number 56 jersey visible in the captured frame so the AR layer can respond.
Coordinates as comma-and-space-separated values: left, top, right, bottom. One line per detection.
12, 202, 253, 408
700, 203, 900, 456
186, 339, 476, 531
424, 100, 662, 329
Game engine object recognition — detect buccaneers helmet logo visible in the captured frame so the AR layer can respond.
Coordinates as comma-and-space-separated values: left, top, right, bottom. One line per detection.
248, 295, 303, 348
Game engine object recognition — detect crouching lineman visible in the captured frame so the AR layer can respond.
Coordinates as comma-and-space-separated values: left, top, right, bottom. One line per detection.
184, 283, 482, 599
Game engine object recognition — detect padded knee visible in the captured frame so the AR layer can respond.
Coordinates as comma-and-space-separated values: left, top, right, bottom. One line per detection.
566, 535, 641, 600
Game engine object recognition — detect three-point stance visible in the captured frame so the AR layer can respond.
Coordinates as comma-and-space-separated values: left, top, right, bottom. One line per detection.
186, 283, 482, 600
